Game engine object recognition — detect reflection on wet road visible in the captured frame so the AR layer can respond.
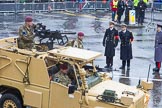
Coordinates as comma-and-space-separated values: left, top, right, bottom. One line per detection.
0, 11, 162, 108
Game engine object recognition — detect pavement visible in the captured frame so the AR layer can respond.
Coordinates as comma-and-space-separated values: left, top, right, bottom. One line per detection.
0, 10, 162, 108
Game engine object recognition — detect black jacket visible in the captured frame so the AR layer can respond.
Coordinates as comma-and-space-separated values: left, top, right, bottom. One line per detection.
103, 28, 119, 57
117, 0, 125, 13
137, 1, 147, 12
119, 30, 134, 60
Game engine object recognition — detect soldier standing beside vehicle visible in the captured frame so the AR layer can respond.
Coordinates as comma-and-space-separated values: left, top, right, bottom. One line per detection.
137, 0, 147, 25
103, 21, 119, 70
117, 0, 125, 24
124, 0, 133, 25
119, 24, 134, 70
153, 24, 162, 74
73, 32, 84, 49
110, 0, 118, 21
52, 63, 71, 86
18, 16, 35, 50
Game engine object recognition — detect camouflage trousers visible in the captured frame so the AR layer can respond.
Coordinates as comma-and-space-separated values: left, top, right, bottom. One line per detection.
18, 40, 34, 50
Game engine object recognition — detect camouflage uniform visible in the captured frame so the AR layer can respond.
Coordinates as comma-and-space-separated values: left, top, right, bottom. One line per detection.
73, 38, 84, 49
18, 24, 35, 50
52, 71, 71, 86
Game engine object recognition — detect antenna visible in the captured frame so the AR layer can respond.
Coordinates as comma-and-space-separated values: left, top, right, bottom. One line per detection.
137, 78, 142, 88
147, 64, 151, 82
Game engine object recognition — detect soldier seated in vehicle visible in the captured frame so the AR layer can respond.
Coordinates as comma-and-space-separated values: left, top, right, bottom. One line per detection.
18, 16, 35, 50
52, 63, 72, 86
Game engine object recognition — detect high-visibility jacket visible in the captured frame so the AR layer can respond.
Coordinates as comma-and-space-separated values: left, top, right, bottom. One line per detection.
134, 0, 139, 7
113, 0, 118, 8
110, 0, 118, 11
143, 0, 148, 4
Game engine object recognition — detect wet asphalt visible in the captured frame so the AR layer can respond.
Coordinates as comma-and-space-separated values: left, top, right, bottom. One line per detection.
0, 10, 162, 108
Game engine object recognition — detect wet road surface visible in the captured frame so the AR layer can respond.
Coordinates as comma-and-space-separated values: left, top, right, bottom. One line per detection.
0, 11, 162, 108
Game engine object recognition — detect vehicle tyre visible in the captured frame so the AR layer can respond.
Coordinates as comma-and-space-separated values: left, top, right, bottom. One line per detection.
0, 93, 22, 108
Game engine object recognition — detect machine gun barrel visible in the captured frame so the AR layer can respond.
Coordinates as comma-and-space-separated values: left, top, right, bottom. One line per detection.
60, 32, 76, 35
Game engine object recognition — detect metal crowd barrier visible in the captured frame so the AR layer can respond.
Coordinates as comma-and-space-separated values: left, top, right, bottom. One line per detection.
146, 2, 162, 11
0, 1, 161, 13
153, 2, 162, 11
0, 1, 110, 13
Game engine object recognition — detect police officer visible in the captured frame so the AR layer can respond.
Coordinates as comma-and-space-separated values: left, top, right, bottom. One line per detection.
134, 0, 139, 22
18, 16, 35, 50
124, 0, 133, 25
119, 24, 134, 70
117, 0, 125, 24
153, 24, 162, 74
103, 21, 119, 69
137, 0, 147, 25
52, 63, 71, 86
73, 32, 84, 49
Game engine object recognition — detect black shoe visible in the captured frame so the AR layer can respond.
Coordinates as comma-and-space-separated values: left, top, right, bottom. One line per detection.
153, 67, 159, 75
108, 66, 113, 71
153, 67, 159, 72
119, 66, 125, 69
104, 65, 109, 68
127, 67, 130, 70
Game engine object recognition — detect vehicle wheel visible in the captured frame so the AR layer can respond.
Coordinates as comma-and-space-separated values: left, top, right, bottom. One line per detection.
0, 93, 22, 108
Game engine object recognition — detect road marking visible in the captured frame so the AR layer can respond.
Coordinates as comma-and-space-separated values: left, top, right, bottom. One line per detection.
62, 11, 109, 21
36, 11, 110, 22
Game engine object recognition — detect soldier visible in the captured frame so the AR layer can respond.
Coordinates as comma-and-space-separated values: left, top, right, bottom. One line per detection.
117, 0, 125, 24
73, 32, 84, 49
18, 16, 35, 50
119, 24, 134, 70
153, 24, 162, 74
124, 0, 133, 25
52, 63, 71, 86
137, 0, 147, 25
103, 21, 119, 69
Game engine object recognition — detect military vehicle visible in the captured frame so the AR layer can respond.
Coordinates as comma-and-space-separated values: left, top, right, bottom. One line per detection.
0, 37, 153, 108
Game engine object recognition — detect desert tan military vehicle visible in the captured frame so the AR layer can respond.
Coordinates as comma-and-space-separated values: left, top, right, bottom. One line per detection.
0, 37, 153, 108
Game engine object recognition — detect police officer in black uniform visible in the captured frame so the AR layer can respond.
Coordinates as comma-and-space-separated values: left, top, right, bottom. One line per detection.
117, 0, 125, 24
137, 0, 147, 25
103, 21, 119, 70
119, 24, 134, 70
124, 0, 133, 25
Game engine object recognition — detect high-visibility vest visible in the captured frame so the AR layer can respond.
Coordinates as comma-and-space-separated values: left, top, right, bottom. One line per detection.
113, 0, 118, 8
143, 0, 148, 4
134, 0, 139, 7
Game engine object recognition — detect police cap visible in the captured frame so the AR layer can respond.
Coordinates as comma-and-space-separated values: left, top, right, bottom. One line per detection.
109, 21, 115, 25
157, 24, 162, 28
121, 23, 127, 27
